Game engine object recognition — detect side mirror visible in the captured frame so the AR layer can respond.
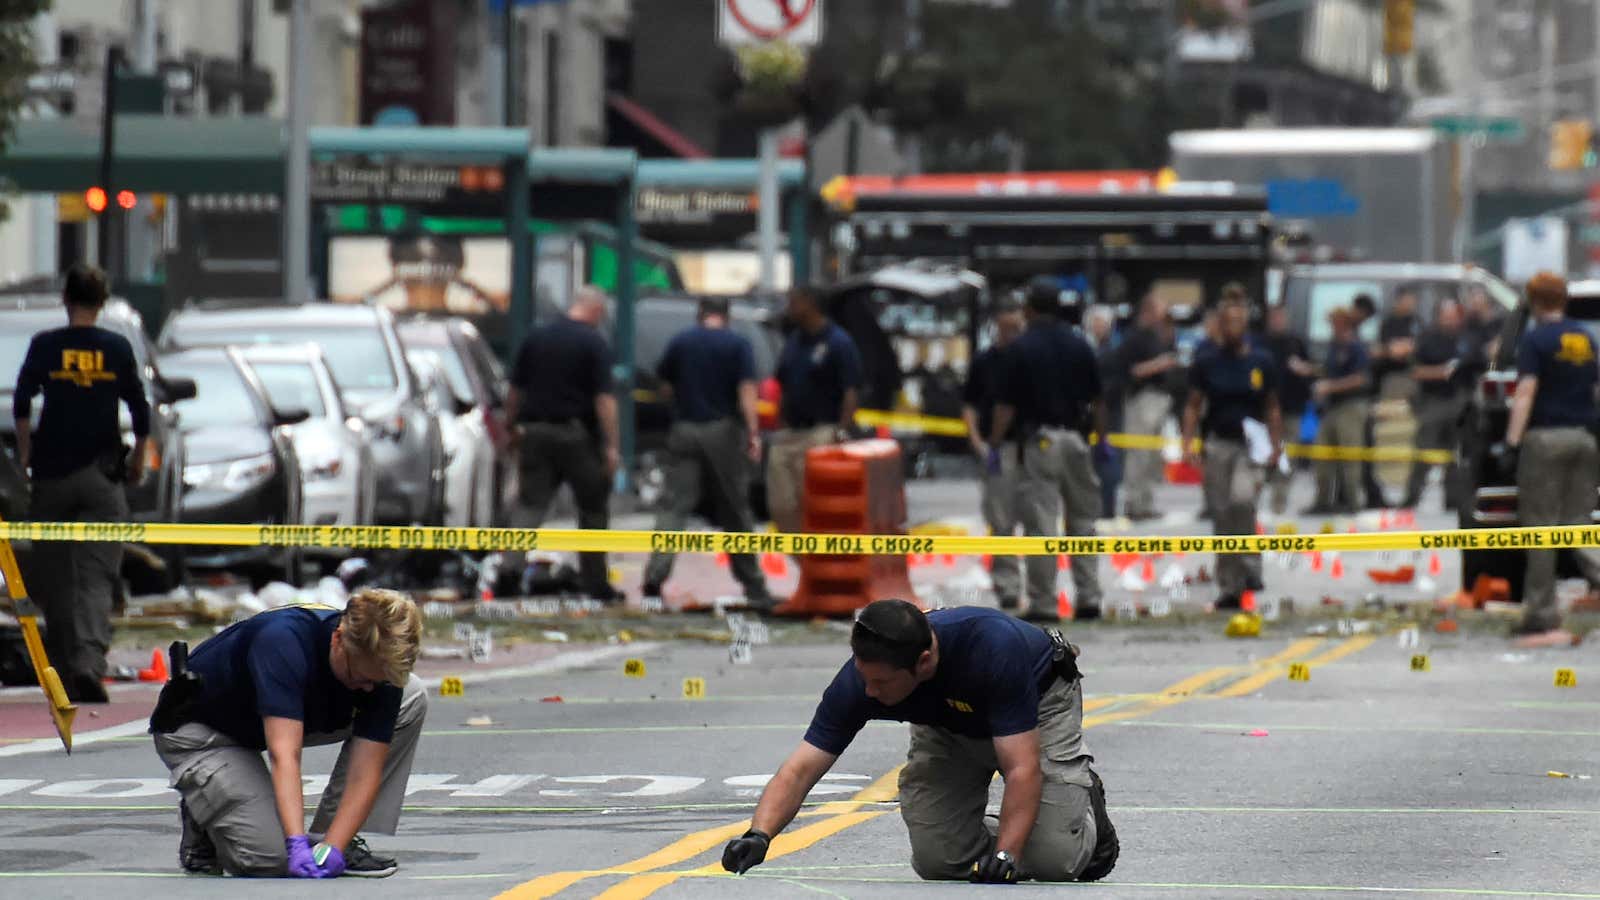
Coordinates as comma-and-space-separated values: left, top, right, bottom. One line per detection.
274, 405, 312, 427
160, 375, 199, 403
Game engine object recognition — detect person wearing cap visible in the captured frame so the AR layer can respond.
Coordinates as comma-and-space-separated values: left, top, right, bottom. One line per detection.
640, 298, 775, 610
1119, 293, 1178, 521
1181, 294, 1281, 609
987, 276, 1106, 621
767, 284, 863, 534
1498, 272, 1600, 648
721, 599, 1118, 884
149, 588, 426, 878
1306, 307, 1370, 515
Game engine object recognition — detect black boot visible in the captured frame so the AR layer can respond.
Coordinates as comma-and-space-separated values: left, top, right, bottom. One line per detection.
1078, 769, 1119, 882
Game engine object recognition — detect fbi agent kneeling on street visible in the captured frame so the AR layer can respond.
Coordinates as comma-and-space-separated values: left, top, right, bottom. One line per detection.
149, 589, 425, 878
723, 599, 1118, 884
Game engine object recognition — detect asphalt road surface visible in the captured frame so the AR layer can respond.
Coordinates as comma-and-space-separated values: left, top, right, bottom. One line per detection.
5, 475, 1600, 898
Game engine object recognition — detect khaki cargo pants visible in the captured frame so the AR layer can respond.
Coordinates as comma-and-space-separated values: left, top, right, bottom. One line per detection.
899, 676, 1102, 882
1313, 400, 1368, 509
1203, 438, 1264, 596
151, 676, 428, 876
981, 449, 1024, 605
765, 425, 836, 533
1122, 389, 1171, 518
1018, 429, 1102, 615
1517, 427, 1600, 633
644, 419, 768, 598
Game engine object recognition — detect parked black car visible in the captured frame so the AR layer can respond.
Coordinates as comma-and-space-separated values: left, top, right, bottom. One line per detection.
0, 293, 196, 589
1457, 282, 1600, 599
158, 347, 306, 586
160, 303, 446, 526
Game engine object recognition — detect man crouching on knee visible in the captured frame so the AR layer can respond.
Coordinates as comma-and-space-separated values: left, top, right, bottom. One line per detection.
722, 599, 1118, 884
150, 588, 427, 878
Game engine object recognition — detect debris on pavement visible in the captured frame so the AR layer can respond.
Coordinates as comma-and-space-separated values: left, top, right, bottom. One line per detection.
464, 715, 494, 727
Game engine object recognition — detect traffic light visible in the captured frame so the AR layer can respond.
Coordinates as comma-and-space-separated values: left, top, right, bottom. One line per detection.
1384, 0, 1415, 56
1549, 119, 1594, 171
85, 186, 108, 214
116, 189, 136, 210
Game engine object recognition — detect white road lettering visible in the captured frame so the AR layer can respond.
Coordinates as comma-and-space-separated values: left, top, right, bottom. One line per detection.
32, 778, 172, 798
541, 775, 706, 798
404, 774, 540, 797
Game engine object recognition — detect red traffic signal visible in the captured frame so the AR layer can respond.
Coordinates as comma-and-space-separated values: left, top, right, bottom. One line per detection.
85, 186, 108, 213
116, 189, 137, 210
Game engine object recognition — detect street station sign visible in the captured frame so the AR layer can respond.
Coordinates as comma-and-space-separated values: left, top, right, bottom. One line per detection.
718, 0, 823, 46
1430, 115, 1524, 142
311, 159, 506, 206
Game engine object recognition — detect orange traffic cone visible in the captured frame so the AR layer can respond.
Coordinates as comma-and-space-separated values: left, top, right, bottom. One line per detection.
941, 554, 956, 568
1427, 552, 1442, 577
981, 554, 993, 571
1310, 551, 1323, 572
1057, 590, 1073, 620
1241, 590, 1257, 612
714, 553, 730, 569
1330, 555, 1345, 580
1057, 555, 1070, 571
1140, 558, 1156, 584
138, 648, 168, 683
761, 553, 788, 578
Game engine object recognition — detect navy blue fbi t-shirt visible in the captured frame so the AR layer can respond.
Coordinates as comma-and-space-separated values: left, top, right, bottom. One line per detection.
1191, 343, 1277, 441
776, 323, 863, 428
657, 325, 756, 424
183, 607, 403, 751
1517, 320, 1600, 430
803, 607, 1056, 756
1322, 338, 1370, 404
12, 326, 150, 480
510, 317, 615, 428
995, 321, 1102, 433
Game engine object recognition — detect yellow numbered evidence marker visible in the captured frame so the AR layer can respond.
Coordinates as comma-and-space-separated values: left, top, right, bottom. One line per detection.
1555, 668, 1577, 688
1409, 654, 1430, 672
682, 677, 706, 699
624, 658, 646, 678
1287, 663, 1311, 682
439, 677, 464, 697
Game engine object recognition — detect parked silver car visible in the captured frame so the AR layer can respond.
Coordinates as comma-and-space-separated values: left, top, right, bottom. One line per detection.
161, 303, 446, 525
239, 345, 378, 536
407, 351, 498, 529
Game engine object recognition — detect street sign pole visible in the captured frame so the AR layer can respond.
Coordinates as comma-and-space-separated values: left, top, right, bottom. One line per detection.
97, 46, 122, 274
285, 0, 311, 304
757, 129, 780, 292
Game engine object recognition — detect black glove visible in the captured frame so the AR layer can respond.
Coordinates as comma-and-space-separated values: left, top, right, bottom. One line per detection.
970, 850, 1019, 884
721, 829, 770, 875
1489, 441, 1519, 478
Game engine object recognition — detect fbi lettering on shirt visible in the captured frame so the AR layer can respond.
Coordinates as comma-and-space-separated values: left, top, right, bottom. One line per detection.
50, 349, 118, 388
945, 697, 974, 714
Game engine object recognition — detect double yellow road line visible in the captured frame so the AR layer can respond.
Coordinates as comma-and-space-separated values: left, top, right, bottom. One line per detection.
497, 633, 1375, 900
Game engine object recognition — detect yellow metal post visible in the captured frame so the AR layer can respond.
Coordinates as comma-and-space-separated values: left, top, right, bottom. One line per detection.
0, 514, 76, 753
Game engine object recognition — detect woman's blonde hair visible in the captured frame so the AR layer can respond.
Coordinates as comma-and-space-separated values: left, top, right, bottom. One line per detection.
341, 588, 422, 685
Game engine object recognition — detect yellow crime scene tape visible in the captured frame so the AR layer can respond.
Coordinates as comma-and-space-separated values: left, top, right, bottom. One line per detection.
0, 521, 1582, 556
635, 391, 1452, 463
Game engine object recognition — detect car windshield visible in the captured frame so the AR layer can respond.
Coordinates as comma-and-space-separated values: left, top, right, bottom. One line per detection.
161, 360, 260, 429
249, 361, 328, 418
174, 323, 396, 391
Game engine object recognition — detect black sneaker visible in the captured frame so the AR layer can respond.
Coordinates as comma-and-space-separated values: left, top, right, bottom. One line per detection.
177, 800, 220, 875
342, 836, 398, 878
1214, 593, 1243, 611
66, 673, 109, 704
1078, 769, 1119, 882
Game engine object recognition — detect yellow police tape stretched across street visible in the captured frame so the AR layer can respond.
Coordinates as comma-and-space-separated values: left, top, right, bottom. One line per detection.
0, 520, 1580, 556
632, 396, 1459, 465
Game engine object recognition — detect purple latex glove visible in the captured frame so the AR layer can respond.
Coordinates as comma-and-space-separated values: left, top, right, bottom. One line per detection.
285, 835, 325, 879
314, 842, 347, 878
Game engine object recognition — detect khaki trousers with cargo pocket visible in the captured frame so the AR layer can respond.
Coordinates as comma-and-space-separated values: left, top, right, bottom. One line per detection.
898, 676, 1100, 882
1017, 430, 1102, 615
152, 675, 428, 876
765, 425, 837, 533
1517, 427, 1600, 634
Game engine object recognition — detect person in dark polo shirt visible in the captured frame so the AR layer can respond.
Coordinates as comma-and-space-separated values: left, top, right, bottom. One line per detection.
505, 286, 622, 602
1181, 295, 1282, 609
149, 589, 425, 878
988, 277, 1106, 621
1500, 272, 1600, 648
1119, 294, 1179, 521
1404, 298, 1469, 510
1307, 307, 1370, 515
721, 599, 1117, 884
11, 263, 149, 703
641, 298, 774, 609
767, 285, 863, 534
963, 303, 1025, 610
1262, 304, 1313, 514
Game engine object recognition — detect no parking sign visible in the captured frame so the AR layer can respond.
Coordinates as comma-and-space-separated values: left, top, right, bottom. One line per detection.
718, 0, 824, 46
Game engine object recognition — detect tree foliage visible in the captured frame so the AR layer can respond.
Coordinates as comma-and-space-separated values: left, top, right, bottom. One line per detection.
0, 0, 48, 222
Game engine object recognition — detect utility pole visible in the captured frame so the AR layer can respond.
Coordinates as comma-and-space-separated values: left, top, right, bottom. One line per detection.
97, 46, 123, 275
284, 0, 311, 304
1451, 8, 1480, 263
